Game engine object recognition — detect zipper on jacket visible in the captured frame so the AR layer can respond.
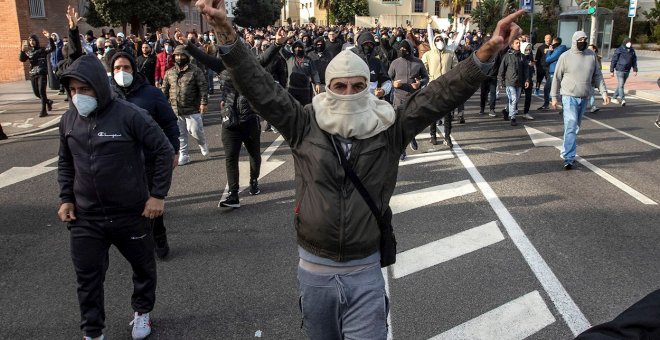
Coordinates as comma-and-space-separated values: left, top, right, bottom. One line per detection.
88, 118, 108, 219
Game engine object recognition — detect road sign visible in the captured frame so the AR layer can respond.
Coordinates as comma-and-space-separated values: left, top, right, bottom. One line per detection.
628, 0, 637, 17
382, 0, 402, 4
520, 0, 533, 12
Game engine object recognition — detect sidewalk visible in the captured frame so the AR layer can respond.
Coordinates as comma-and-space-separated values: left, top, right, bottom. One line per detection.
601, 55, 660, 103
0, 80, 68, 137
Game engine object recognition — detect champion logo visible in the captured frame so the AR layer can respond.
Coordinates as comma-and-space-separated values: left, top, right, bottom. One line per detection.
97, 132, 122, 138
130, 234, 147, 240
370, 70, 376, 74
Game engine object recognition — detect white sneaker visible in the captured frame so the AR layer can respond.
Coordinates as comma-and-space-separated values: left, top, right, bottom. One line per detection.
199, 143, 209, 157
523, 114, 535, 120
178, 154, 191, 166
130, 312, 151, 340
611, 98, 619, 104
590, 106, 600, 113
83, 335, 105, 340
620, 100, 626, 107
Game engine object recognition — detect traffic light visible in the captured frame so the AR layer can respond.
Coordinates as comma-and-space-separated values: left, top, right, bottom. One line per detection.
448, 12, 454, 24
588, 0, 597, 14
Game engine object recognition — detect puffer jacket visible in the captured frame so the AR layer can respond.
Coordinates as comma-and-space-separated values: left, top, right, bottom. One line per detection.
218, 69, 259, 124
19, 35, 55, 76
220, 41, 488, 262
161, 62, 208, 115
58, 55, 174, 220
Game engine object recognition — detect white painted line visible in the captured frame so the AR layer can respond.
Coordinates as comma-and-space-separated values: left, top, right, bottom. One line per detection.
262, 135, 285, 161
429, 291, 556, 340
448, 135, 591, 336
0, 166, 56, 190
585, 116, 660, 150
525, 126, 657, 205
38, 116, 61, 128
575, 155, 656, 205
391, 221, 505, 279
382, 267, 394, 340
399, 150, 454, 166
390, 180, 477, 215
35, 156, 59, 168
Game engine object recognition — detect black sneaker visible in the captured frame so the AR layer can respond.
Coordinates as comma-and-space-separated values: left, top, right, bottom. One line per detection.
655, 121, 660, 129
39, 111, 48, 118
537, 106, 548, 111
444, 137, 453, 149
154, 235, 170, 259
220, 192, 240, 208
502, 109, 509, 121
0, 132, 7, 140
249, 179, 260, 195
563, 162, 573, 170
47, 99, 53, 111
459, 117, 465, 124
510, 118, 518, 126
430, 135, 437, 145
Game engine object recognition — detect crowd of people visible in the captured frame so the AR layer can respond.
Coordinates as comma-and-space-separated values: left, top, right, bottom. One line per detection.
7, 1, 648, 339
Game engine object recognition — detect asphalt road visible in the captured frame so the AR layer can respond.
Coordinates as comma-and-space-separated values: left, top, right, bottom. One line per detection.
0, 90, 658, 339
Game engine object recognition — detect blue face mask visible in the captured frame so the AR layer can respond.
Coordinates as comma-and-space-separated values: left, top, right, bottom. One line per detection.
396, 36, 402, 42
72, 94, 98, 117
165, 46, 173, 53
104, 47, 111, 54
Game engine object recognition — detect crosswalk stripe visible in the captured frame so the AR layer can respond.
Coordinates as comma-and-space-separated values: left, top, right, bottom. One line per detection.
399, 150, 455, 166
390, 180, 476, 215
429, 291, 556, 340
391, 221, 504, 279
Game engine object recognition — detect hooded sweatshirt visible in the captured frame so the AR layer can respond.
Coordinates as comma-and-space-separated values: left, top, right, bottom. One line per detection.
58, 55, 174, 219
550, 31, 607, 99
387, 40, 429, 108
421, 33, 458, 81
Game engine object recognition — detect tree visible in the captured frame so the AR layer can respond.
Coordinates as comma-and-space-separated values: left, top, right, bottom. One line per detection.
317, 0, 335, 26
234, 0, 283, 27
85, 0, 185, 34
332, 0, 369, 25
642, 0, 660, 26
471, 0, 516, 33
439, 0, 468, 29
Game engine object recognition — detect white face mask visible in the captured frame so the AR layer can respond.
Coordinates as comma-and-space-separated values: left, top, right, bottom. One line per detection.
72, 94, 98, 117
625, 42, 632, 48
113, 71, 133, 87
435, 41, 445, 50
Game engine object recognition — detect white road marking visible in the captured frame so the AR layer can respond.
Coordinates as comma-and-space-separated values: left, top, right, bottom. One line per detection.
38, 116, 61, 128
0, 156, 58, 190
218, 136, 287, 205
391, 221, 505, 279
525, 126, 656, 205
35, 156, 58, 167
389, 180, 477, 215
449, 134, 591, 336
398, 150, 454, 166
584, 116, 660, 150
382, 267, 394, 340
429, 291, 556, 340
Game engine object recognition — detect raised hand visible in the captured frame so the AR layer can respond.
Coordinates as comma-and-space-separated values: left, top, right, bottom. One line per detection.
275, 28, 287, 45
475, 10, 525, 63
196, 0, 237, 44
42, 29, 50, 38
66, 5, 83, 29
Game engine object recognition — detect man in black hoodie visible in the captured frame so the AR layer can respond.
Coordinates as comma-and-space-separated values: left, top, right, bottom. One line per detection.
111, 51, 180, 259
57, 54, 174, 340
353, 31, 392, 101
307, 36, 333, 94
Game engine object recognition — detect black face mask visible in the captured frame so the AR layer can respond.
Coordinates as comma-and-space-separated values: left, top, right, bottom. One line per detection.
362, 45, 374, 55
398, 48, 410, 58
295, 49, 305, 57
315, 45, 325, 52
175, 56, 189, 67
576, 41, 587, 51
552, 42, 560, 48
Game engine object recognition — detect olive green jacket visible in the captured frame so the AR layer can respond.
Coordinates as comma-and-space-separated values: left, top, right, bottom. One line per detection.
161, 63, 208, 115
220, 41, 488, 262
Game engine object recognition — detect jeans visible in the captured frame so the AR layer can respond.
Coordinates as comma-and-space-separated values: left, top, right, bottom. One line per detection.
561, 96, 588, 163
613, 71, 630, 100
177, 113, 207, 157
69, 216, 156, 338
543, 73, 553, 107
221, 116, 261, 193
505, 86, 522, 119
297, 264, 389, 340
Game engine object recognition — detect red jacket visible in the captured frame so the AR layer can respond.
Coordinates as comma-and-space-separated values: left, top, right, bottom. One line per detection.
155, 51, 174, 83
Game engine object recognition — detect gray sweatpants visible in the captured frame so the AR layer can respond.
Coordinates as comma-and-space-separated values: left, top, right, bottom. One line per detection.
297, 264, 389, 340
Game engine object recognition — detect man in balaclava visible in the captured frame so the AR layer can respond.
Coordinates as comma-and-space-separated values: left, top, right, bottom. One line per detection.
388, 39, 429, 159
352, 31, 392, 101
551, 31, 609, 170
281, 40, 320, 105
161, 45, 209, 166
111, 51, 180, 259
610, 37, 638, 107
422, 30, 458, 146
307, 36, 332, 93
197, 1, 526, 337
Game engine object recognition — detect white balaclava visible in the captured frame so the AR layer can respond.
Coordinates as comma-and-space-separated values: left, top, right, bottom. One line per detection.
313, 50, 395, 139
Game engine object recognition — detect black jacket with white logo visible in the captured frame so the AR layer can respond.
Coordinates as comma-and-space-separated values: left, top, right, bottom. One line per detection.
58, 55, 174, 220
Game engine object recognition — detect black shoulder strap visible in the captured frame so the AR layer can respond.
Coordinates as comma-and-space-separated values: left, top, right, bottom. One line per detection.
330, 135, 387, 229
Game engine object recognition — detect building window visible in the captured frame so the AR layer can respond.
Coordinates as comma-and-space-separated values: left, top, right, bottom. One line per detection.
414, 0, 424, 13
78, 0, 89, 17
192, 7, 199, 25
29, 0, 46, 18
435, 0, 441, 16
463, 2, 472, 13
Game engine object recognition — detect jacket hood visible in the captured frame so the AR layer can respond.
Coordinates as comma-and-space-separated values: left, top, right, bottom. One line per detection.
398, 40, 414, 58
520, 42, 532, 55
60, 54, 115, 113
356, 31, 375, 46
430, 33, 448, 52
30, 34, 41, 48
571, 31, 587, 52
52, 33, 61, 42
313, 36, 326, 47
292, 40, 305, 49
621, 37, 632, 48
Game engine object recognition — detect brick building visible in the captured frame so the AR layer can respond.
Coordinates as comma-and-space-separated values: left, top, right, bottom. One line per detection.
1, 0, 207, 83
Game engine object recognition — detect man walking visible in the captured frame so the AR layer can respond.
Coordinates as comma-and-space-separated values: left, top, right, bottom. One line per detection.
498, 39, 529, 126
534, 34, 552, 96
58, 54, 174, 340
196, 0, 525, 337
551, 31, 609, 170
610, 38, 638, 107
162, 45, 209, 166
